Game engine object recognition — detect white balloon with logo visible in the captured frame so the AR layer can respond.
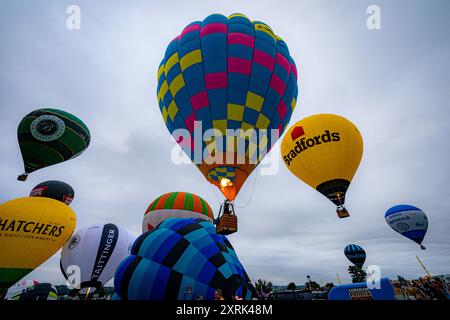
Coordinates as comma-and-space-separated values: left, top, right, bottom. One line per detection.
60, 223, 136, 294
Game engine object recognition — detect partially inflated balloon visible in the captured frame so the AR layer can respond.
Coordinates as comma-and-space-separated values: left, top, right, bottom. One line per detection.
30, 180, 75, 205
17, 108, 90, 181
157, 13, 298, 201
17, 283, 58, 300
344, 244, 366, 269
60, 223, 135, 293
385, 205, 428, 250
0, 197, 76, 289
115, 218, 255, 300
5, 279, 39, 300
142, 192, 214, 232
281, 114, 363, 216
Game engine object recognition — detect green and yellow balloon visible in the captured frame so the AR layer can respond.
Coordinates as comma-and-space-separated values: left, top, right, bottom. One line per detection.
17, 108, 90, 181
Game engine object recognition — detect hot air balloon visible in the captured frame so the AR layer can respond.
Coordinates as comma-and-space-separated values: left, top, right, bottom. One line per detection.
157, 13, 298, 233
30, 180, 75, 205
281, 114, 363, 218
385, 205, 428, 250
344, 244, 366, 269
0, 197, 76, 290
60, 223, 135, 294
115, 218, 256, 300
142, 192, 214, 232
4, 279, 39, 300
17, 283, 58, 300
17, 108, 90, 181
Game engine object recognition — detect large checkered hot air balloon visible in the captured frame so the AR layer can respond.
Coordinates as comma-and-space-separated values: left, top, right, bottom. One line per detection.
156, 13, 298, 232
114, 218, 255, 300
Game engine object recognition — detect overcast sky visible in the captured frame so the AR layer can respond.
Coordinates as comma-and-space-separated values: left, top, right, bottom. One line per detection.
1, 0, 449, 288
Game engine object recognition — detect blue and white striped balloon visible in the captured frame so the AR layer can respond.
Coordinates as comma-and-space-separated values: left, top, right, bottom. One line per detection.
385, 205, 428, 250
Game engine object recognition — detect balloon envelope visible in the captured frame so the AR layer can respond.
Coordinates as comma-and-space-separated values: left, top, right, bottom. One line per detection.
115, 218, 255, 300
60, 223, 135, 293
344, 244, 366, 268
17, 108, 90, 180
0, 197, 76, 289
4, 279, 39, 300
157, 13, 298, 200
18, 283, 58, 300
142, 191, 214, 232
385, 205, 428, 248
281, 114, 363, 208
30, 180, 75, 205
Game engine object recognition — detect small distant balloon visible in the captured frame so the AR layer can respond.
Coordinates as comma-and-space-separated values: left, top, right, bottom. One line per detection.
17, 108, 90, 181
344, 244, 366, 269
385, 205, 428, 250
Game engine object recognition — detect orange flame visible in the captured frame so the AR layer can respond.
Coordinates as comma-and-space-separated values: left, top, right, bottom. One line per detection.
220, 178, 233, 189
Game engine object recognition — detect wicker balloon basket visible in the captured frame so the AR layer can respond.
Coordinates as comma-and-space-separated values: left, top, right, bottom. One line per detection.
216, 213, 238, 235
336, 206, 350, 219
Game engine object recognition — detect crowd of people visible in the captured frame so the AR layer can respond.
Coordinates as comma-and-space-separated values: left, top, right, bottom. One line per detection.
3, 276, 449, 300
59, 277, 450, 300
253, 275, 450, 300
213, 289, 245, 300
393, 277, 449, 300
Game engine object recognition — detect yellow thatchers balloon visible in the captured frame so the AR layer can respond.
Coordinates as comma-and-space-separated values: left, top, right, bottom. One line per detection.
0, 197, 76, 289
281, 114, 363, 218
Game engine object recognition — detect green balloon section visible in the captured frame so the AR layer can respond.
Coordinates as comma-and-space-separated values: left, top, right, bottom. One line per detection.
17, 108, 90, 180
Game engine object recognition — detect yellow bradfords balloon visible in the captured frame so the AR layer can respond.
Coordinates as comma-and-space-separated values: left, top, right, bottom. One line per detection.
281, 114, 363, 218
0, 197, 76, 289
